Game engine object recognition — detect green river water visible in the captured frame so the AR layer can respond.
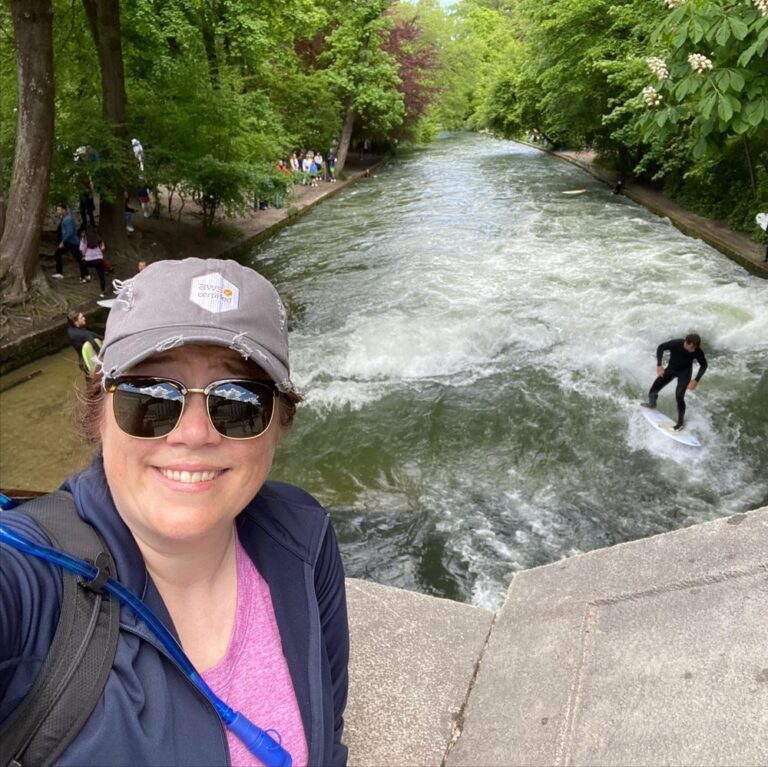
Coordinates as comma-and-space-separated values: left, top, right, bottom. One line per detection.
2, 133, 766, 609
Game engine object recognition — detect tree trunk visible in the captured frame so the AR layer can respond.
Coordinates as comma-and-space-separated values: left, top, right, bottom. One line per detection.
336, 104, 356, 174
0, 141, 6, 239
82, 0, 129, 253
0, 0, 55, 304
741, 135, 756, 196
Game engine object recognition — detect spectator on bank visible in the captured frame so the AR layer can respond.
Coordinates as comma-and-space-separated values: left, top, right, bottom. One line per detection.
79, 184, 96, 229
301, 151, 313, 185
79, 225, 108, 298
52, 204, 82, 280
132, 138, 145, 172
125, 192, 136, 233
327, 150, 337, 182
315, 152, 324, 181
137, 184, 151, 217
137, 260, 148, 272
756, 212, 768, 262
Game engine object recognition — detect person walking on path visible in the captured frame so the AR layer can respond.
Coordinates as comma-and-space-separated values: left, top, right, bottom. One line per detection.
79, 184, 96, 229
125, 192, 136, 232
52, 204, 82, 279
79, 225, 108, 297
642, 334, 708, 430
136, 183, 151, 217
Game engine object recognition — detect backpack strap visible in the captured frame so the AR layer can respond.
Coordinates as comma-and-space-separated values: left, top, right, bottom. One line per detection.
0, 491, 120, 767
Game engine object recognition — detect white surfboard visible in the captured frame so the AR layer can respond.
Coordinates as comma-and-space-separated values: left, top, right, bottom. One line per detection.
640, 406, 701, 447
562, 189, 587, 196
97, 298, 116, 308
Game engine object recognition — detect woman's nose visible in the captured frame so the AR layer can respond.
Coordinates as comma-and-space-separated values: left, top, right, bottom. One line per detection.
166, 392, 221, 447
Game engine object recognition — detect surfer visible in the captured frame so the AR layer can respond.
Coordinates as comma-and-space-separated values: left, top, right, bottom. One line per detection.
66, 310, 102, 376
641, 334, 708, 430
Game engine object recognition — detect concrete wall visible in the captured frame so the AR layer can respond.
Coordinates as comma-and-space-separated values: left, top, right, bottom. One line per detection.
345, 506, 768, 767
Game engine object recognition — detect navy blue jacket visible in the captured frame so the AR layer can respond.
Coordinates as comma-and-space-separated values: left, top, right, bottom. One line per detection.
656, 339, 708, 380
0, 458, 349, 766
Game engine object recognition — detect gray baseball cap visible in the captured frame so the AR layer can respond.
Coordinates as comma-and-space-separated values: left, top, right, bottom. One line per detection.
101, 258, 293, 392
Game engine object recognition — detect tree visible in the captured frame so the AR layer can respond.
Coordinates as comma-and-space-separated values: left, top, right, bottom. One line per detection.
82, 0, 130, 252
0, 0, 56, 305
635, 0, 768, 190
320, 0, 404, 170
383, 7, 441, 142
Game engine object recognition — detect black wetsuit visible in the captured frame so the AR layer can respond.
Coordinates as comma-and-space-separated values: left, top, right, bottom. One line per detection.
648, 339, 708, 425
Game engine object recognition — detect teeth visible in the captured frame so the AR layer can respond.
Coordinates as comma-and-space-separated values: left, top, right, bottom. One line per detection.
160, 469, 220, 484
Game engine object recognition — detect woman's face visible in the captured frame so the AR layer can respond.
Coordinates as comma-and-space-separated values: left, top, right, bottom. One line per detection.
101, 345, 282, 551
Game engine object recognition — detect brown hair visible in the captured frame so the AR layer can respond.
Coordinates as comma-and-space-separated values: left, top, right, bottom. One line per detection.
685, 333, 701, 348
76, 371, 302, 444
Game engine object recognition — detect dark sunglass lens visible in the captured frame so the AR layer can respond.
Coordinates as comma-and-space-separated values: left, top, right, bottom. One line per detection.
207, 382, 274, 438
113, 380, 184, 438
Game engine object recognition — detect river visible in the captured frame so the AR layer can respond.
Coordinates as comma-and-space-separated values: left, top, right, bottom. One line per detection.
2, 133, 767, 609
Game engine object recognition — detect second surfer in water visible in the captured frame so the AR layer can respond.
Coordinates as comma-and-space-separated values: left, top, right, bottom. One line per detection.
642, 334, 708, 430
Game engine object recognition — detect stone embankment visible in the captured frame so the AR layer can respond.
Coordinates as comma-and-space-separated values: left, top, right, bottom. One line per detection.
555, 149, 768, 278
345, 506, 768, 766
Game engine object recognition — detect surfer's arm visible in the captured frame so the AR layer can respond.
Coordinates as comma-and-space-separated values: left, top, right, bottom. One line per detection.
693, 349, 708, 381
655, 340, 672, 377
655, 340, 673, 367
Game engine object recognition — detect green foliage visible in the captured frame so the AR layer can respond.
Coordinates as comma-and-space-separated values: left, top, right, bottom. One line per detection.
429, 0, 767, 234
636, 0, 768, 158
2, 0, 442, 233
321, 0, 405, 136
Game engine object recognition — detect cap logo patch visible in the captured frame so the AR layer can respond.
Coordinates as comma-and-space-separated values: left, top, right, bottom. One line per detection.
190, 273, 239, 313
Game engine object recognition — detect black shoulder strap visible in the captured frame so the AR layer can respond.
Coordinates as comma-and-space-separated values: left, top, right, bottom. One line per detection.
0, 491, 121, 767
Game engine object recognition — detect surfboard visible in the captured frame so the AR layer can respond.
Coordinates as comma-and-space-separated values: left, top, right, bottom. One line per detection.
640, 406, 701, 447
562, 189, 587, 196
81, 339, 102, 376
97, 298, 116, 309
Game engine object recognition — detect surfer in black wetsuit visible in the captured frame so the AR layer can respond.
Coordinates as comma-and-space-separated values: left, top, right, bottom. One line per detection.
642, 334, 708, 430
66, 310, 102, 375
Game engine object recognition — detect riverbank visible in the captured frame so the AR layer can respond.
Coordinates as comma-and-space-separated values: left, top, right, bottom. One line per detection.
1, 143, 765, 376
0, 158, 380, 375
553, 148, 768, 278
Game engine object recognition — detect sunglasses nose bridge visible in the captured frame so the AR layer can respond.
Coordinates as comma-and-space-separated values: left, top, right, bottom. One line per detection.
171, 387, 221, 442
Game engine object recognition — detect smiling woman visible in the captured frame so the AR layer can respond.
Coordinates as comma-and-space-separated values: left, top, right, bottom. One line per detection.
0, 258, 350, 767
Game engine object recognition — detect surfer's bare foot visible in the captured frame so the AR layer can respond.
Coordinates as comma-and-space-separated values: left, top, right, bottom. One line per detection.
641, 401, 656, 409
673, 422, 684, 431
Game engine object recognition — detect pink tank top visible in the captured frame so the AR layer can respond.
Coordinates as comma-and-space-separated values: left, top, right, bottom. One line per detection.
202, 534, 308, 767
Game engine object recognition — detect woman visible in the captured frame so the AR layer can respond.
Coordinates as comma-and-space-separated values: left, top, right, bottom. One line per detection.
79, 224, 107, 298
0, 258, 349, 766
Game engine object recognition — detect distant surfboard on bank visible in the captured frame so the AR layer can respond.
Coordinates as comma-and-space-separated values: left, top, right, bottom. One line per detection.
562, 189, 587, 196
640, 405, 701, 447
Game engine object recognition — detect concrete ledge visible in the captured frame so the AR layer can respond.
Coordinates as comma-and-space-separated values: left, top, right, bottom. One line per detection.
445, 507, 768, 767
345, 579, 494, 767
343, 508, 767, 766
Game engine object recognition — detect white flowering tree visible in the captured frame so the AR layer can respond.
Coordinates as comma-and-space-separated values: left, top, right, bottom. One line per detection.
637, 0, 767, 192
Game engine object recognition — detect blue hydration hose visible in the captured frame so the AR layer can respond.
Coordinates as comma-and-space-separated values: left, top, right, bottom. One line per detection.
0, 509, 292, 767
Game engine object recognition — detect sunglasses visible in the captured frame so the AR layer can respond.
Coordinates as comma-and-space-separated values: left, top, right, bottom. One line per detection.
104, 376, 279, 440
